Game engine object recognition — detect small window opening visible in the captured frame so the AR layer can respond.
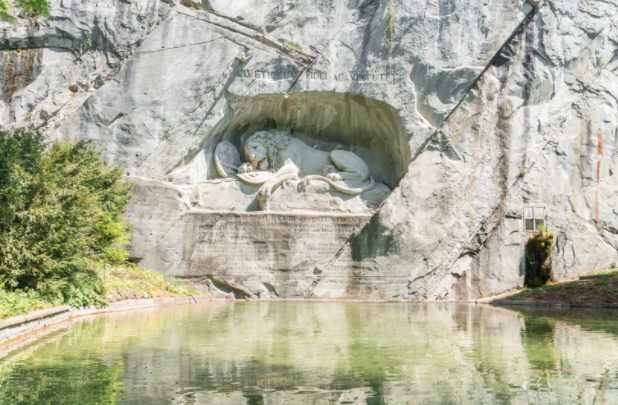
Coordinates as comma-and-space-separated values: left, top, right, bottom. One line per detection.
524, 205, 546, 232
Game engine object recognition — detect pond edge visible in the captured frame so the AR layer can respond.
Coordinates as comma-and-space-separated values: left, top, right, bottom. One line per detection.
491, 299, 618, 309
4, 295, 618, 347
0, 295, 210, 347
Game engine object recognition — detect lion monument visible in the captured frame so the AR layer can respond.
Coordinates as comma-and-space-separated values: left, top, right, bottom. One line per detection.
214, 130, 375, 210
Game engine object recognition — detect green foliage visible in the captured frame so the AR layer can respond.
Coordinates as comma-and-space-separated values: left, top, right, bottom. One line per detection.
0, 289, 52, 319
99, 264, 198, 299
61, 277, 108, 308
0, 0, 12, 24
594, 277, 612, 286
0, 129, 196, 317
0, 129, 132, 303
525, 226, 555, 288
0, 343, 125, 403
286, 40, 302, 51
509, 287, 535, 300
0, 264, 196, 320
0, 0, 50, 24
13, 0, 49, 16
590, 268, 618, 277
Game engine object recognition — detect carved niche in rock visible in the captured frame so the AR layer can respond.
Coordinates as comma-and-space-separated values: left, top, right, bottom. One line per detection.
213, 130, 383, 211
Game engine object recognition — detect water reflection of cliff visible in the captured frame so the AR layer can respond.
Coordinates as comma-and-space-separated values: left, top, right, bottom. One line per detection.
0, 303, 617, 404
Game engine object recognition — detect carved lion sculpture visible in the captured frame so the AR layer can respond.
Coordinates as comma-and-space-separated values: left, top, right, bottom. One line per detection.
215, 130, 375, 209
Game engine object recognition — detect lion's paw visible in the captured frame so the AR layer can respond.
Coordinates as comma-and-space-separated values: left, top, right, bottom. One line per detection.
238, 162, 253, 174
322, 165, 337, 176
326, 172, 343, 182
258, 182, 274, 199
299, 177, 312, 192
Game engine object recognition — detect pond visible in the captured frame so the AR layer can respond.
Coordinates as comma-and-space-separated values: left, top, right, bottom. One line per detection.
0, 302, 617, 404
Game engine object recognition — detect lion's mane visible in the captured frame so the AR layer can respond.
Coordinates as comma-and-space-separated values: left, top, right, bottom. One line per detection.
244, 130, 292, 171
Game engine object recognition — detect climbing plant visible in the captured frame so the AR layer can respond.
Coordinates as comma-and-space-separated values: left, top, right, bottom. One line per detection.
525, 225, 555, 288
0, 0, 50, 24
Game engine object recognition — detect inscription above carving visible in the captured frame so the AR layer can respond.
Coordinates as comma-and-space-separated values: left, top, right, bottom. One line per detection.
225, 68, 393, 83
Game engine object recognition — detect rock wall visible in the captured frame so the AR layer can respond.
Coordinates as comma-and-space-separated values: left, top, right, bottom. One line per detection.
0, 0, 616, 300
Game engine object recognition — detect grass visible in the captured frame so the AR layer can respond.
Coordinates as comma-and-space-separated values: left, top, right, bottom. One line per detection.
507, 287, 538, 300
589, 268, 618, 277
1, 266, 197, 322
506, 271, 618, 305
595, 278, 612, 286
99, 265, 197, 300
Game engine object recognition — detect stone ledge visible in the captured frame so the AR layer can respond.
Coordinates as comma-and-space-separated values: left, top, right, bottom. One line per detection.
579, 274, 618, 281
491, 300, 618, 309
0, 295, 208, 346
70, 295, 209, 317
0, 306, 72, 346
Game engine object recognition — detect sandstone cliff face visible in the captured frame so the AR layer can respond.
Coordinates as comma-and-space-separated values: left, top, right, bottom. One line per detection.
1, 0, 616, 300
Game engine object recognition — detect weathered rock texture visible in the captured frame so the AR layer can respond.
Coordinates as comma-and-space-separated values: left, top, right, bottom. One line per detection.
1, 0, 616, 300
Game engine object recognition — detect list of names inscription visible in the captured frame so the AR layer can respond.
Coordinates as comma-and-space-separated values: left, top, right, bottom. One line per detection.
191, 213, 370, 277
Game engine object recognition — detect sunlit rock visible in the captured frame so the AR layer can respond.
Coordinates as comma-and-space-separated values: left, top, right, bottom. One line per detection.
0, 0, 616, 300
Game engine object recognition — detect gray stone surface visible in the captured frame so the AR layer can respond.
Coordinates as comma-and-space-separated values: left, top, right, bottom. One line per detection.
1, 0, 616, 300
167, 212, 371, 299
0, 306, 71, 345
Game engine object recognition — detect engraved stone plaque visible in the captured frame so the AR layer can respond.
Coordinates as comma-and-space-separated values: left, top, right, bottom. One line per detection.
184, 212, 371, 278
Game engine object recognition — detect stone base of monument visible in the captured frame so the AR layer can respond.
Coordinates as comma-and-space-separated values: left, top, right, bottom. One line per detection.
194, 179, 391, 214
167, 211, 373, 299
126, 178, 412, 300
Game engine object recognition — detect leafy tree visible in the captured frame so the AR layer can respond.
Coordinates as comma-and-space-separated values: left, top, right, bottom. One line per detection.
0, 129, 133, 304
0, 0, 50, 24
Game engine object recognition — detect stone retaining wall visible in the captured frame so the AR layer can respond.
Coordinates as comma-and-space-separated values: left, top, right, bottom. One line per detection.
0, 295, 210, 346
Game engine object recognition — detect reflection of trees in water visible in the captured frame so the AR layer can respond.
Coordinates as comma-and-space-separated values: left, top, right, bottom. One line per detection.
450, 305, 527, 405
0, 337, 124, 404
521, 312, 558, 369
1, 304, 618, 404
0, 358, 124, 404
516, 307, 618, 337
520, 312, 559, 401
0, 308, 191, 404
515, 307, 618, 404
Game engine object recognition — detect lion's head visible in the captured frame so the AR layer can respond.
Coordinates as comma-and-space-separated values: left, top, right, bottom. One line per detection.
243, 130, 291, 171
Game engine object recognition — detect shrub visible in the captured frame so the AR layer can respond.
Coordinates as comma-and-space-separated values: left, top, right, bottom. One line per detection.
525, 225, 555, 288
0, 288, 51, 319
0, 129, 132, 303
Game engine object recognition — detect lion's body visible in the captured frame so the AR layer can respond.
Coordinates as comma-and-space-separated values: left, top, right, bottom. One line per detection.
238, 131, 375, 207
280, 138, 333, 177
329, 150, 370, 181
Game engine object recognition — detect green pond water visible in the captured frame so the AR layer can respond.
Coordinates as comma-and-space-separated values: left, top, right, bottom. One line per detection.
1, 302, 617, 404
